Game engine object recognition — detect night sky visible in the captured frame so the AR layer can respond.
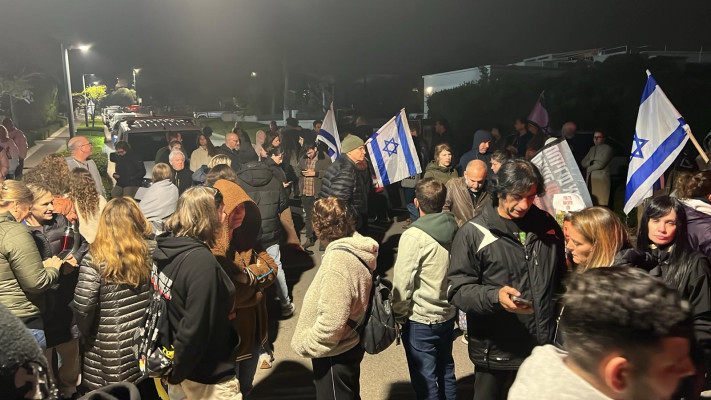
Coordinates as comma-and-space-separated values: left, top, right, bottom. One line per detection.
2, 0, 710, 98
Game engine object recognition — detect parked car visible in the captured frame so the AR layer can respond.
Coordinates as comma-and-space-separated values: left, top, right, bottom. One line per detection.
193, 110, 228, 119
105, 116, 204, 186
102, 106, 122, 126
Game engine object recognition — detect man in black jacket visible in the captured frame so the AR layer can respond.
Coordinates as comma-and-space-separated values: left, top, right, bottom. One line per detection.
215, 132, 240, 171
169, 150, 193, 194
447, 159, 566, 400
319, 134, 369, 232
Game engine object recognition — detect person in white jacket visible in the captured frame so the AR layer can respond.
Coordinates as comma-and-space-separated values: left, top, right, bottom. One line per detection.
291, 196, 378, 400
392, 178, 459, 400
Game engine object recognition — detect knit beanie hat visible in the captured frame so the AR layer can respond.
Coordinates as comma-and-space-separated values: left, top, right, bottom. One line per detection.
341, 135, 365, 154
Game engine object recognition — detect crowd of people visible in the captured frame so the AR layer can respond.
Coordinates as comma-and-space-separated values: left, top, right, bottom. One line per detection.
0, 114, 710, 400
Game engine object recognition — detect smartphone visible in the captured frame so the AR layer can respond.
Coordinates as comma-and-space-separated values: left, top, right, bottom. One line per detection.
510, 295, 533, 307
58, 249, 74, 262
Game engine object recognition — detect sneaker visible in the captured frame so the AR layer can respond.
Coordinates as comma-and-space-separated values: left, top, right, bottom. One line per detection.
259, 353, 273, 369
281, 302, 295, 318
302, 239, 316, 249
461, 334, 469, 345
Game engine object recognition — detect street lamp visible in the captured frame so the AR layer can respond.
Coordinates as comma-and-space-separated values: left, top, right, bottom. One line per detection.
61, 43, 90, 138
82, 73, 95, 127
251, 72, 258, 78
133, 68, 140, 104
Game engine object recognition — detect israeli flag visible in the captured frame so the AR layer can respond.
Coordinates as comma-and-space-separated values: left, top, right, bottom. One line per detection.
317, 102, 340, 161
623, 70, 690, 214
366, 109, 422, 187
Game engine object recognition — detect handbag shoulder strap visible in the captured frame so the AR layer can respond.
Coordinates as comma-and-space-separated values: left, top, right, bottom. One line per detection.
331, 246, 372, 276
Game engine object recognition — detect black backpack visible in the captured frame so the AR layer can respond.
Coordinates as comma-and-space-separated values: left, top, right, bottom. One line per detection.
132, 249, 197, 379
335, 247, 400, 354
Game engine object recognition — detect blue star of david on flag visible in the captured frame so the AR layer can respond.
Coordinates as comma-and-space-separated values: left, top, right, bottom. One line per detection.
383, 138, 399, 156
630, 133, 648, 160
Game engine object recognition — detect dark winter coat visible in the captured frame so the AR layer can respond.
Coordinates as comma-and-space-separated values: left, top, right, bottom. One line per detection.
681, 199, 711, 261
448, 204, 566, 370
458, 130, 494, 176
236, 161, 288, 248
114, 152, 146, 187
215, 144, 240, 172
171, 167, 193, 195
616, 247, 711, 344
28, 213, 88, 348
319, 155, 368, 218
153, 235, 236, 385
72, 238, 156, 391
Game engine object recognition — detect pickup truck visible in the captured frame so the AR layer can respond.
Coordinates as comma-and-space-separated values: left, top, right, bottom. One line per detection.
193, 111, 228, 119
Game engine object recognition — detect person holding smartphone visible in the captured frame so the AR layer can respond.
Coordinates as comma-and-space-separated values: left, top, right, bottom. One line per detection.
448, 159, 566, 400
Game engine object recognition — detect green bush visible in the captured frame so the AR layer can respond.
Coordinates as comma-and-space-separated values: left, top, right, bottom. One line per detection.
25, 119, 64, 147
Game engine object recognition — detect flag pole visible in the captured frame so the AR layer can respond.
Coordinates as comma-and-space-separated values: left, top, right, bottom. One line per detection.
684, 126, 710, 163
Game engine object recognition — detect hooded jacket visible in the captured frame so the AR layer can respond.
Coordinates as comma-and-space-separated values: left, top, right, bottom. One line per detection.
447, 204, 566, 370
423, 161, 458, 185
153, 235, 237, 385
72, 238, 156, 391
0, 211, 59, 322
458, 130, 493, 175
292, 233, 378, 358
114, 151, 146, 188
681, 198, 711, 260
236, 161, 288, 247
211, 179, 277, 362
393, 212, 458, 324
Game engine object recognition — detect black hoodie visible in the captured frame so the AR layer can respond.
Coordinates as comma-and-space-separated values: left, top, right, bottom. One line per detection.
235, 161, 288, 247
153, 235, 237, 385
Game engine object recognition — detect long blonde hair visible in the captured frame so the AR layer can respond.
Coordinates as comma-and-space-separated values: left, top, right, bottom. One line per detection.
570, 207, 629, 271
90, 197, 153, 286
69, 168, 100, 216
165, 186, 220, 247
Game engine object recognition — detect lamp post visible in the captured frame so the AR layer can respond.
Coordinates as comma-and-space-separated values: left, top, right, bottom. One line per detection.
132, 68, 140, 104
61, 43, 90, 138
81, 73, 95, 127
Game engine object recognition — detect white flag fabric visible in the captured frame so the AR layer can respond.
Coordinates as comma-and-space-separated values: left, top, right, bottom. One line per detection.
623, 71, 690, 214
366, 109, 422, 187
317, 102, 341, 161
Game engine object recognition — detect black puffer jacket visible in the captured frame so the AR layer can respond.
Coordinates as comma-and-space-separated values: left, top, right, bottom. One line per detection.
28, 213, 88, 348
114, 152, 146, 187
319, 155, 368, 217
171, 167, 193, 195
215, 144, 240, 172
72, 238, 156, 391
236, 161, 288, 247
448, 204, 566, 370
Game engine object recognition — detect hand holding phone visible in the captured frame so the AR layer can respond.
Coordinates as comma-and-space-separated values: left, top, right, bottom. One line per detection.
498, 286, 534, 314
511, 295, 533, 307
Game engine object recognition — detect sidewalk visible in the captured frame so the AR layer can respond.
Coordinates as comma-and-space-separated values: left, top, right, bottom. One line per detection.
24, 121, 75, 169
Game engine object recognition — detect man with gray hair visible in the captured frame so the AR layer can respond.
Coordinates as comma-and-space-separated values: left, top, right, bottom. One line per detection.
448, 159, 565, 400
66, 136, 106, 197
168, 150, 192, 194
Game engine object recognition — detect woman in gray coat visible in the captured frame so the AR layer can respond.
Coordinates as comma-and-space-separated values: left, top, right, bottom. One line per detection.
73, 197, 156, 394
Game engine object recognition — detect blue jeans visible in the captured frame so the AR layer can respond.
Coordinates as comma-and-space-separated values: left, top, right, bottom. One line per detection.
266, 244, 290, 305
402, 319, 456, 400
29, 328, 47, 350
403, 187, 419, 222
235, 342, 261, 396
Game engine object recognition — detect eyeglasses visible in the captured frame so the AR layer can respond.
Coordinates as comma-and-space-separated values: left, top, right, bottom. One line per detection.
80, 143, 92, 148
209, 187, 223, 209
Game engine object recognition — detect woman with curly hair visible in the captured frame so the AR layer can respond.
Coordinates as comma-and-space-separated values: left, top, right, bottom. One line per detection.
23, 153, 78, 223
68, 168, 106, 243
292, 196, 379, 399
73, 197, 156, 395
